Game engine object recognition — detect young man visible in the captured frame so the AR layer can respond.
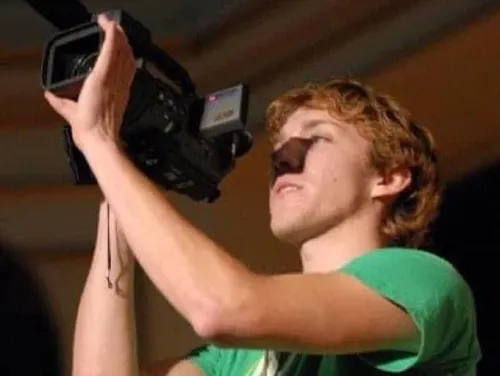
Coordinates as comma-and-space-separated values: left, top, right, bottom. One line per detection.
45, 15, 481, 375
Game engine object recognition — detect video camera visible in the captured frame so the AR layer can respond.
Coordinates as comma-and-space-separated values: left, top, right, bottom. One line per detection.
40, 9, 252, 202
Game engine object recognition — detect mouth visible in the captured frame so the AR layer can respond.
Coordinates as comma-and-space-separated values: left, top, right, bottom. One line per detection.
273, 181, 302, 196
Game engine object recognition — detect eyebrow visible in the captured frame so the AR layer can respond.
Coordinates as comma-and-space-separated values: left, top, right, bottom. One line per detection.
301, 119, 340, 132
273, 118, 341, 146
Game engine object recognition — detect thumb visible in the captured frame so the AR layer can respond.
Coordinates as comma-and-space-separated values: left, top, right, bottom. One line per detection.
44, 90, 76, 123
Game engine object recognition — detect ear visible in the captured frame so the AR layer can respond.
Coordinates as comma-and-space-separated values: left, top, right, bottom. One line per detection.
370, 167, 412, 200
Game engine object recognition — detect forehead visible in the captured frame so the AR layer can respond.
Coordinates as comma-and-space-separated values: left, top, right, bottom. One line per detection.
277, 108, 344, 139
272, 107, 371, 152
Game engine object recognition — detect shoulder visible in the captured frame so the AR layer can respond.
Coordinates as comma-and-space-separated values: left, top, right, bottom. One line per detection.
339, 247, 481, 372
341, 246, 457, 272
339, 247, 477, 333
340, 247, 471, 302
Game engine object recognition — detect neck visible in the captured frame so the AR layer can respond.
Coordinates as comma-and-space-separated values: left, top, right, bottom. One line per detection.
299, 210, 385, 274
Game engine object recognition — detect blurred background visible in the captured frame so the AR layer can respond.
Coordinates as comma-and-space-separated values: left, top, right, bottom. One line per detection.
0, 0, 499, 374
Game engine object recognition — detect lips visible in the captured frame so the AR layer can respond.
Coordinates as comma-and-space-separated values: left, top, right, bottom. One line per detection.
273, 180, 302, 196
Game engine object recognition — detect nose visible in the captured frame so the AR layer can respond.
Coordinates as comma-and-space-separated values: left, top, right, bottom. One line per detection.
270, 137, 315, 184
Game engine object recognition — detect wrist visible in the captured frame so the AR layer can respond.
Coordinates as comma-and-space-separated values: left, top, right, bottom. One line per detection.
75, 126, 122, 156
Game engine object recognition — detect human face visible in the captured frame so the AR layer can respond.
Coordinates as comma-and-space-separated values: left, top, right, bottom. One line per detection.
269, 107, 377, 245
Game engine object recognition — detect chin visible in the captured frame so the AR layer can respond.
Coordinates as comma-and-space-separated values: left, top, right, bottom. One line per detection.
270, 217, 315, 246
269, 195, 334, 245
271, 228, 303, 247
270, 210, 339, 246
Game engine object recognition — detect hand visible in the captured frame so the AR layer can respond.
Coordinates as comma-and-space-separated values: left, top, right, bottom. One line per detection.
44, 14, 136, 151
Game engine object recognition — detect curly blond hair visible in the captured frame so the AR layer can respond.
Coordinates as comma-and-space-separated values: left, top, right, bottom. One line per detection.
265, 78, 441, 248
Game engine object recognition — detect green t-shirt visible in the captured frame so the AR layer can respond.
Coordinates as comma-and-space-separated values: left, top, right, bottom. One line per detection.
188, 248, 481, 375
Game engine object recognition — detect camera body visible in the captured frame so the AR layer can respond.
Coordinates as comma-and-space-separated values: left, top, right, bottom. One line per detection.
41, 9, 252, 202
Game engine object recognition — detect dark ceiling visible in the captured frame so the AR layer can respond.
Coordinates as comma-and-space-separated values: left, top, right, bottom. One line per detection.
0, 0, 251, 48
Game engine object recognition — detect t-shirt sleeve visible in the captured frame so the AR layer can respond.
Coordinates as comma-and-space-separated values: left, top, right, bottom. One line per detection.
338, 248, 481, 373
186, 344, 221, 375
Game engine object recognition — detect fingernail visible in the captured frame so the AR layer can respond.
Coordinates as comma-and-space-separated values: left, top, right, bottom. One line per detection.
98, 13, 109, 22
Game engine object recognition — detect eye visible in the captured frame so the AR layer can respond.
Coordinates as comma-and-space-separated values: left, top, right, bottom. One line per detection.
310, 134, 333, 143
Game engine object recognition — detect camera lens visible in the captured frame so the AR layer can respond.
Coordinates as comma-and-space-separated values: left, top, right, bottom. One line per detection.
70, 52, 99, 77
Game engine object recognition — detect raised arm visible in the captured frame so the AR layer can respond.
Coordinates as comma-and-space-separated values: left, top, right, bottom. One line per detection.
75, 201, 204, 376
72, 201, 138, 376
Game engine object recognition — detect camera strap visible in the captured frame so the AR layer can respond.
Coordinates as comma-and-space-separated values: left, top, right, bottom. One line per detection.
106, 202, 113, 289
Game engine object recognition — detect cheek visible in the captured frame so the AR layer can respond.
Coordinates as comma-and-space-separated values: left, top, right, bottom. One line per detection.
306, 149, 368, 197
304, 150, 340, 189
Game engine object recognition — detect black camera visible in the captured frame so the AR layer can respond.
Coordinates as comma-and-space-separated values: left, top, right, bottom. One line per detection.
40, 9, 252, 202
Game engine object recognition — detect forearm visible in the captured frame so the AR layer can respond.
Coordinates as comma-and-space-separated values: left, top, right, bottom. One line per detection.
73, 205, 138, 376
79, 134, 257, 332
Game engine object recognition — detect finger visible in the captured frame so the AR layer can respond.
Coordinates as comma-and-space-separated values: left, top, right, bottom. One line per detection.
112, 22, 135, 72
123, 44, 137, 87
108, 43, 124, 86
110, 42, 134, 91
92, 14, 119, 80
97, 12, 112, 29
104, 14, 132, 48
44, 90, 76, 123
116, 46, 136, 90
99, 13, 135, 65
97, 14, 131, 62
96, 13, 136, 83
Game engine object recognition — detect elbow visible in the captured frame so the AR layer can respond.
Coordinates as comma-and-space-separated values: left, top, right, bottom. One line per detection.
190, 277, 262, 343
191, 309, 223, 341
